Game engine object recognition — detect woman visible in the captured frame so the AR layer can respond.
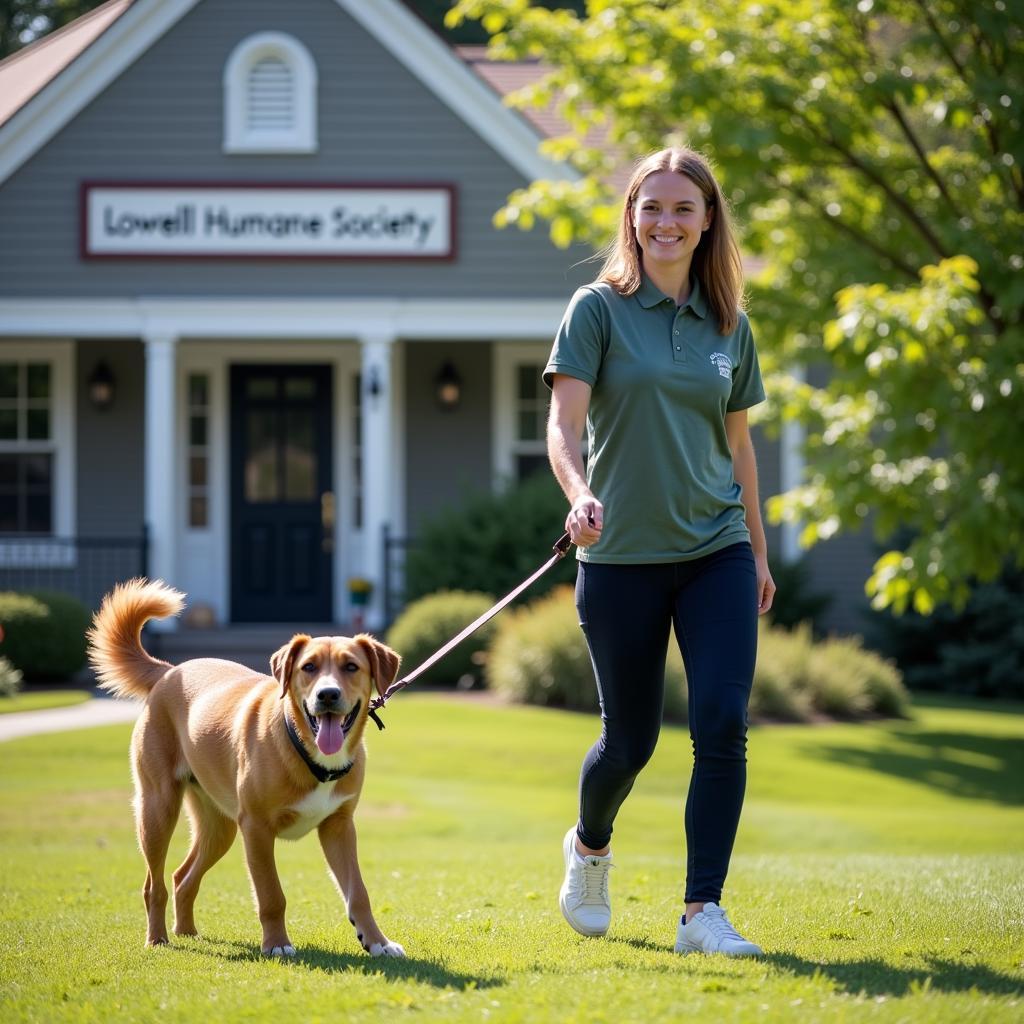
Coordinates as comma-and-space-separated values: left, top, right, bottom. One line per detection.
545, 146, 774, 956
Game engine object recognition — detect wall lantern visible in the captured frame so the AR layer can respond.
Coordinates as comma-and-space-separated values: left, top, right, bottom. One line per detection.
435, 361, 462, 411
88, 360, 116, 410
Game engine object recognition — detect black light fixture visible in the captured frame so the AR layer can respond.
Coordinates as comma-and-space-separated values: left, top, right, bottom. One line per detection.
435, 361, 461, 410
88, 360, 116, 410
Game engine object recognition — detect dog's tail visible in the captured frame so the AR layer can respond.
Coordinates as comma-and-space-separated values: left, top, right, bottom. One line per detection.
87, 578, 184, 700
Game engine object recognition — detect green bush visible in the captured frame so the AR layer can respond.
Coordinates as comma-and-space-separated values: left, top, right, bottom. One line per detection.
487, 587, 908, 723
766, 555, 833, 635
403, 473, 577, 604
749, 623, 814, 721
0, 590, 91, 680
486, 585, 685, 722
866, 563, 1024, 700
0, 656, 23, 697
385, 590, 498, 688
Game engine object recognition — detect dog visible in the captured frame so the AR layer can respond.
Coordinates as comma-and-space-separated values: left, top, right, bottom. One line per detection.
87, 577, 404, 958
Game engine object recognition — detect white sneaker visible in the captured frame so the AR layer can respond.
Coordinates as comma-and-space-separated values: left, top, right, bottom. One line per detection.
674, 902, 763, 957
558, 826, 612, 936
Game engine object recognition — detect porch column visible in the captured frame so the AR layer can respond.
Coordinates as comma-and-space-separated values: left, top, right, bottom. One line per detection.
143, 333, 179, 629
359, 334, 395, 631
778, 364, 807, 565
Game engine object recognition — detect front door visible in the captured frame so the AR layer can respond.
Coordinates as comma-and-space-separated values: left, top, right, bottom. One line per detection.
230, 364, 333, 622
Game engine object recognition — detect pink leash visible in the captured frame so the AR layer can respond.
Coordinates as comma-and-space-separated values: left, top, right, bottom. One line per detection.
367, 532, 573, 730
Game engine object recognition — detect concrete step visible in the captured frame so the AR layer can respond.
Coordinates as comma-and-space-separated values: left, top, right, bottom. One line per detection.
147, 623, 358, 672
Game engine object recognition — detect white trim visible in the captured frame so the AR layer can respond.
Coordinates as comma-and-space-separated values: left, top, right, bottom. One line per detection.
0, 0, 574, 188
0, 297, 567, 341
0, 0, 201, 185
778, 365, 807, 564
223, 32, 318, 154
336, 0, 574, 185
0, 340, 75, 565
175, 340, 362, 626
491, 341, 550, 489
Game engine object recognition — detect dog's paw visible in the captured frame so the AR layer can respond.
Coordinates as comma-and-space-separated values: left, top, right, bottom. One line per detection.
369, 940, 405, 958
266, 945, 296, 958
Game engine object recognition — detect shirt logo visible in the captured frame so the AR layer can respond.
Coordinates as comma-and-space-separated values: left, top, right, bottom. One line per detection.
710, 352, 733, 379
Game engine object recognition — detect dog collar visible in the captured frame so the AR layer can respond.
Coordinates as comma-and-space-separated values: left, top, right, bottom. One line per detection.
284, 713, 354, 783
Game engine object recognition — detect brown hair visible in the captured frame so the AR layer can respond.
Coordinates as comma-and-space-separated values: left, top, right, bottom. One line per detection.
597, 147, 744, 335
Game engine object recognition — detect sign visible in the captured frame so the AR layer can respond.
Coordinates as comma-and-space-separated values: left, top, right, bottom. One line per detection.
81, 183, 455, 259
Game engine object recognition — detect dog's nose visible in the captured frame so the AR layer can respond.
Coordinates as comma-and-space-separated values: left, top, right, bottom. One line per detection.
315, 686, 342, 705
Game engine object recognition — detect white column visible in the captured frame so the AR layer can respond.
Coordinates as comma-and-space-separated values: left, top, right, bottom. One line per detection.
144, 334, 179, 629
359, 335, 395, 630
778, 364, 807, 564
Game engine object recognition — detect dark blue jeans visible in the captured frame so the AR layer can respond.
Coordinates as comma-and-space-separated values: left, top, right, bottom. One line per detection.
573, 542, 758, 904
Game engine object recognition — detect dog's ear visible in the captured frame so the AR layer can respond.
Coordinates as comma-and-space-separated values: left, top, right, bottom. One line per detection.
270, 633, 312, 699
355, 634, 401, 698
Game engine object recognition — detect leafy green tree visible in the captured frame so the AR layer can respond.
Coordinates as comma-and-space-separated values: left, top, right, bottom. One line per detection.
0, 0, 99, 58
448, 0, 1023, 612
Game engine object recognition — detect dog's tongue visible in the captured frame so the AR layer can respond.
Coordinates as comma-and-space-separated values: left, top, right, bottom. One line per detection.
316, 714, 345, 756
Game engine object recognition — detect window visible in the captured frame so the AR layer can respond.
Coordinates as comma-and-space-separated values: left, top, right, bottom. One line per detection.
492, 344, 551, 486
0, 362, 53, 534
512, 363, 549, 481
187, 373, 210, 529
223, 32, 318, 154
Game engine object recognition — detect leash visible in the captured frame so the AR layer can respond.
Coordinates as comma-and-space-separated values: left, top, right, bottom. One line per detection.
367, 531, 574, 730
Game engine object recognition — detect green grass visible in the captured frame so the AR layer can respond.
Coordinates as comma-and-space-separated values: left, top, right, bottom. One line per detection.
1, 694, 1021, 1023
0, 689, 92, 714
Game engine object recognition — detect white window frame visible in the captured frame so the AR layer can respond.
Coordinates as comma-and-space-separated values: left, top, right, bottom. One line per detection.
223, 32, 318, 154
491, 342, 551, 489
0, 341, 75, 566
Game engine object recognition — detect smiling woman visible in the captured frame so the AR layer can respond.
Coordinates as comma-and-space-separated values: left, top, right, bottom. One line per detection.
545, 146, 773, 957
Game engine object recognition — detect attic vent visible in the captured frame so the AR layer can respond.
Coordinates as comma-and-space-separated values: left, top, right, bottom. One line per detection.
224, 32, 317, 154
246, 58, 294, 132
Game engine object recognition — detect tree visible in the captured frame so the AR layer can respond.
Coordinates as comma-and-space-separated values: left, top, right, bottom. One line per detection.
0, 0, 99, 58
448, 0, 1023, 612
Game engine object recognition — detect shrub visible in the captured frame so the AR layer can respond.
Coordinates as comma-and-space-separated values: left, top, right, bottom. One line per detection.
385, 590, 497, 688
403, 473, 577, 604
765, 556, 833, 635
486, 585, 689, 721
0, 656, 23, 697
0, 590, 91, 680
866, 563, 1024, 700
488, 588, 908, 723
749, 623, 814, 721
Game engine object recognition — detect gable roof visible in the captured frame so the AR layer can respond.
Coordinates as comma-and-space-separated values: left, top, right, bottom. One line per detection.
0, 0, 577, 187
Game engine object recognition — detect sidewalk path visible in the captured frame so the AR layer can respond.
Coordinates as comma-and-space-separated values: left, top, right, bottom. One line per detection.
0, 696, 140, 742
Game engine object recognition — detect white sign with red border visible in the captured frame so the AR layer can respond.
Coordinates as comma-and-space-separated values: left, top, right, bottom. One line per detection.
82, 183, 455, 259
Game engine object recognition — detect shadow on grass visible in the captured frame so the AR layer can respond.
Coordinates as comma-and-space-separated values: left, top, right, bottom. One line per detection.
807, 728, 1024, 806
766, 952, 1024, 997
173, 935, 502, 989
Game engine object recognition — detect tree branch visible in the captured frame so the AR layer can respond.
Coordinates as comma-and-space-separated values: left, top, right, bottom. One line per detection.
911, 0, 1024, 209
884, 97, 959, 219
782, 180, 921, 282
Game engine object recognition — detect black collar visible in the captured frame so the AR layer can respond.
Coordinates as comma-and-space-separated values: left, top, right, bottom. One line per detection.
284, 713, 354, 783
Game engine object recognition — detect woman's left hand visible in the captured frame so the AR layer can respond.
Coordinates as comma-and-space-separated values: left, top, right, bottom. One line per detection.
754, 553, 776, 615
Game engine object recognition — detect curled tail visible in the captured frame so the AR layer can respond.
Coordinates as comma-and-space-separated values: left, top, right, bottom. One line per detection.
88, 578, 184, 700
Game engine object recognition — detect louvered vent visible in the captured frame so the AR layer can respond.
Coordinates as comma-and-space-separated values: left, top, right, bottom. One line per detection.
246, 57, 294, 132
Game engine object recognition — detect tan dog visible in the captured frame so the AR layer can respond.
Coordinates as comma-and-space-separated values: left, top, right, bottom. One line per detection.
88, 578, 404, 958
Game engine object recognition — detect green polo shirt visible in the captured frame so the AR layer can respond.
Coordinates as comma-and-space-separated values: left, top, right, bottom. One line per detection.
543, 275, 765, 563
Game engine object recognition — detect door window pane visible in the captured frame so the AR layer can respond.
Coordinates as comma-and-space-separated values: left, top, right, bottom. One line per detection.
284, 409, 316, 501
245, 410, 280, 502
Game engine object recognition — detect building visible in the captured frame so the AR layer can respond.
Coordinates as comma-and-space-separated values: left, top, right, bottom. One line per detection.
0, 0, 874, 637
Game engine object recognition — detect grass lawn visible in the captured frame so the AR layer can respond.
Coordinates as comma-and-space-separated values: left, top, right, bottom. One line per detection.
1, 694, 1021, 1023
0, 690, 93, 715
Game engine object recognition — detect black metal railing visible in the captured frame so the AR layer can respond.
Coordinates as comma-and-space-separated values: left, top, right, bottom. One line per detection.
382, 523, 418, 627
0, 529, 149, 610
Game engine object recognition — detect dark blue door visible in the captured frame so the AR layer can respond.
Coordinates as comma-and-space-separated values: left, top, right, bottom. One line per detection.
230, 365, 333, 622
